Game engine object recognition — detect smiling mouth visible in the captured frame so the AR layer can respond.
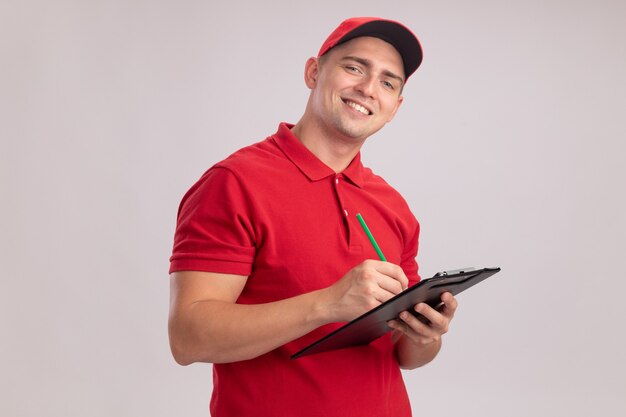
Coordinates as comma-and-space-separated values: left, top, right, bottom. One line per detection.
343, 99, 371, 116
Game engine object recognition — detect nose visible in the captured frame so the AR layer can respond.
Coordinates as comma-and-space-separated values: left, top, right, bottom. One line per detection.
355, 75, 376, 99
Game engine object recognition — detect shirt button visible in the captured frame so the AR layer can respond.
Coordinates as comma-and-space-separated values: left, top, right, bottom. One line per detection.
343, 209, 349, 217
335, 178, 339, 185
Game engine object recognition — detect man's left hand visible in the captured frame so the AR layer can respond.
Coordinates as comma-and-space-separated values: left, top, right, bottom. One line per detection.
388, 292, 458, 346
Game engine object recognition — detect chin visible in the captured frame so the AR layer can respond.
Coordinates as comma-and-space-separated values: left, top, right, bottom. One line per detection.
332, 120, 374, 140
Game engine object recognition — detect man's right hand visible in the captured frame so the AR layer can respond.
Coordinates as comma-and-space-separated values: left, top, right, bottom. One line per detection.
321, 260, 409, 322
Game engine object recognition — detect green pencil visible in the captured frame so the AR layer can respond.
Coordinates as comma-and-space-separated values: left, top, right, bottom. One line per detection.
356, 213, 386, 261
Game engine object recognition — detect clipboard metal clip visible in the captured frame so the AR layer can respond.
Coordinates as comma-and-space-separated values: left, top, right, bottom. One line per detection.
436, 267, 476, 277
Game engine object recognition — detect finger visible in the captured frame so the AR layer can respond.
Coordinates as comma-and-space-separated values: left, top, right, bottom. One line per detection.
372, 285, 400, 304
438, 292, 458, 318
387, 319, 408, 333
372, 261, 409, 291
413, 303, 450, 334
398, 311, 440, 339
376, 273, 405, 296
387, 320, 409, 343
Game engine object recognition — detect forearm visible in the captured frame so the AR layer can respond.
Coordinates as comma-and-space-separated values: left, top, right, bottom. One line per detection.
169, 261, 411, 365
169, 289, 332, 365
393, 332, 442, 370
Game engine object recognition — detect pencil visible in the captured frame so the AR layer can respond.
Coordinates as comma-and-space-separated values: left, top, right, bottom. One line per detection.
356, 213, 386, 261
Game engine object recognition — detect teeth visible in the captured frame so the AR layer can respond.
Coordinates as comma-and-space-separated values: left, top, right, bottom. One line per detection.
346, 100, 370, 115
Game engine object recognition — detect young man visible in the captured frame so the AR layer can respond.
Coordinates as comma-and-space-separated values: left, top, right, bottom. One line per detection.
168, 17, 457, 417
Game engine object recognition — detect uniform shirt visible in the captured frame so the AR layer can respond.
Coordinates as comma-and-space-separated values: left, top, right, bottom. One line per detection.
170, 122, 421, 417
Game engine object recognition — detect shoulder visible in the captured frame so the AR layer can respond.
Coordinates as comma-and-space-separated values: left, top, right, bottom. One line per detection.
362, 166, 410, 206
180, 135, 290, 207
360, 165, 419, 229
214, 137, 286, 179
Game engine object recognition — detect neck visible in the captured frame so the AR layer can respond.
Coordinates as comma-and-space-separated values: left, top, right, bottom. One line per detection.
291, 118, 364, 173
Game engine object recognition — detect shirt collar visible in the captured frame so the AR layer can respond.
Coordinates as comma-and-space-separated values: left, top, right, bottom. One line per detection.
271, 122, 364, 188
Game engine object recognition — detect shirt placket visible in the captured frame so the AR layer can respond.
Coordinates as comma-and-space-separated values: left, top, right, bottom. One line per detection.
333, 173, 357, 248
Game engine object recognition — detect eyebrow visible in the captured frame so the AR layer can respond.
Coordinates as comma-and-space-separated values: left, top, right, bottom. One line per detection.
339, 55, 405, 86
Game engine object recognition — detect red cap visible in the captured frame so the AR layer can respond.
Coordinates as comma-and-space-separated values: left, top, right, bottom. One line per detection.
317, 17, 423, 81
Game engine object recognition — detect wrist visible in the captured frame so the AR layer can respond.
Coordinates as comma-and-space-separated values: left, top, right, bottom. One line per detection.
305, 287, 336, 326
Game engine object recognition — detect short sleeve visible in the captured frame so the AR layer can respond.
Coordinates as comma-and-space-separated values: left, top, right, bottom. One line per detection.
401, 215, 420, 287
169, 167, 256, 276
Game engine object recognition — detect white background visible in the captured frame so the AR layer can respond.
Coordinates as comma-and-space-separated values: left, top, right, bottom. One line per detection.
2, 0, 625, 416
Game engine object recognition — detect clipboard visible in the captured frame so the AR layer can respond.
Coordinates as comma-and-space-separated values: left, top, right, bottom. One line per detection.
291, 267, 501, 359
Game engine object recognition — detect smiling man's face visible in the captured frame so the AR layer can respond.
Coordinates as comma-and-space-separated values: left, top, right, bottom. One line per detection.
306, 36, 405, 142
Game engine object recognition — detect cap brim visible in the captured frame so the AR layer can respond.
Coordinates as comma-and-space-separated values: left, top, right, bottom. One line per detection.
334, 20, 423, 80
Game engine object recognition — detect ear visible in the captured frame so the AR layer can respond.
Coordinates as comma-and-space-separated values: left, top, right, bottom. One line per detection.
303, 57, 320, 89
386, 95, 404, 123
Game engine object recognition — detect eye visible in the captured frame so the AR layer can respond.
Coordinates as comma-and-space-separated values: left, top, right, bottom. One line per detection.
345, 65, 363, 74
381, 80, 396, 90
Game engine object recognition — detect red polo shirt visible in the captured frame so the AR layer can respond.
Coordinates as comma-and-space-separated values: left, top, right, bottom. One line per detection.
170, 123, 420, 417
